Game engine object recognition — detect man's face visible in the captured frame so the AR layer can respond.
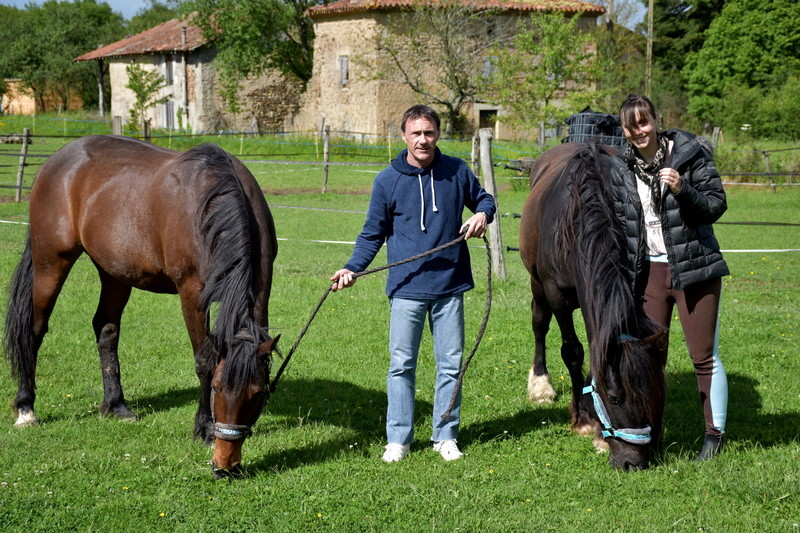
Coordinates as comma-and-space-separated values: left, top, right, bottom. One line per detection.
401, 117, 440, 168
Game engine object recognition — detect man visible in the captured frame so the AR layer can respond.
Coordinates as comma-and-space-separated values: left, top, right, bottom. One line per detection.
330, 105, 496, 462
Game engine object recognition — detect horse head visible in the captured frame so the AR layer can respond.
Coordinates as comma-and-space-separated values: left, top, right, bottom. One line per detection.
583, 328, 667, 472
210, 331, 279, 479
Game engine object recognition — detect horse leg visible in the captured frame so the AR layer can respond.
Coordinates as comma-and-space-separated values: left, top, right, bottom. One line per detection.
551, 309, 593, 435
92, 270, 136, 420
527, 281, 556, 403
9, 247, 79, 426
178, 283, 214, 444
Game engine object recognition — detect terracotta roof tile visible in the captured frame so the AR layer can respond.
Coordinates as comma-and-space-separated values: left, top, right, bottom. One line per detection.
308, 0, 605, 18
74, 16, 208, 61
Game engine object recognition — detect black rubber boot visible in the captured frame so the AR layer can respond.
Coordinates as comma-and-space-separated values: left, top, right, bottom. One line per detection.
695, 433, 724, 461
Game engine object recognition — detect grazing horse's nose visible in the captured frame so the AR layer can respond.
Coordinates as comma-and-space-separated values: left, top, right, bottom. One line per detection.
619, 458, 648, 472
212, 439, 244, 479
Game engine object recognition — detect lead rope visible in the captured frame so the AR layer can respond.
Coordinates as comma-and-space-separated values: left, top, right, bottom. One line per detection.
269, 231, 492, 400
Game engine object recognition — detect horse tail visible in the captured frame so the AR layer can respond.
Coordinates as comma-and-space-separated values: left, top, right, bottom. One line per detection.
564, 142, 634, 374
4, 236, 36, 386
189, 145, 266, 389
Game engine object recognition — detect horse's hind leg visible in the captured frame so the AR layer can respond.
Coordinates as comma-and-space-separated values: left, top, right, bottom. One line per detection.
92, 270, 136, 420
7, 246, 79, 426
527, 280, 556, 403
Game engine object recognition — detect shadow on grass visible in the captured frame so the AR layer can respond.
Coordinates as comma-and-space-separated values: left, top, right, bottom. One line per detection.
246, 377, 575, 473
662, 370, 797, 454
131, 386, 199, 417
246, 377, 404, 472
461, 403, 571, 445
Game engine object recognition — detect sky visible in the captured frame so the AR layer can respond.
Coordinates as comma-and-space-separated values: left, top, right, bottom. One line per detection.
0, 0, 150, 20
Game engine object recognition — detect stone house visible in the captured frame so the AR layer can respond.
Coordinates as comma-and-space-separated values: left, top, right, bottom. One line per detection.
74, 17, 304, 133
291, 0, 606, 139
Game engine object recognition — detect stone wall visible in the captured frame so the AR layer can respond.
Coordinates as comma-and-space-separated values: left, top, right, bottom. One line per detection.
109, 48, 305, 134
291, 14, 419, 138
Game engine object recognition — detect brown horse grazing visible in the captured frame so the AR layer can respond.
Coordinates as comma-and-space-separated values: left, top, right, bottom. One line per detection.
4, 135, 279, 478
519, 142, 666, 471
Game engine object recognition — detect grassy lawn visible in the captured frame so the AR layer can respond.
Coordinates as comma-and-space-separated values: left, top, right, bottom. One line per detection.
0, 116, 797, 530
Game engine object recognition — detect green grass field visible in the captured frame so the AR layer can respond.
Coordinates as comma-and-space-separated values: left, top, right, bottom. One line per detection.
0, 116, 797, 531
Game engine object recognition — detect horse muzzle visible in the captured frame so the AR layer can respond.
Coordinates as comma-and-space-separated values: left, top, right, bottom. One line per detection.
211, 422, 251, 478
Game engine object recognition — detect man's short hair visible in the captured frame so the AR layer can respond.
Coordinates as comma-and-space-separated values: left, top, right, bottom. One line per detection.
401, 105, 441, 133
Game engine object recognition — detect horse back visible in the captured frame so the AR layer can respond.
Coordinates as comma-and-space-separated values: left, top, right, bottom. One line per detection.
519, 143, 585, 281
29, 135, 272, 296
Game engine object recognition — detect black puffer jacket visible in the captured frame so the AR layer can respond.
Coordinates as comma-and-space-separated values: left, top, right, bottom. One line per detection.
609, 129, 730, 291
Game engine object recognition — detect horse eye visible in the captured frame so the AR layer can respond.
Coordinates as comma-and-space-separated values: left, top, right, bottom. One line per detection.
609, 395, 621, 406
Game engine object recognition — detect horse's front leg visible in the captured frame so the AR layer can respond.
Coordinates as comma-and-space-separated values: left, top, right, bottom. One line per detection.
93, 274, 136, 420
552, 308, 592, 435
179, 286, 214, 444
527, 283, 556, 403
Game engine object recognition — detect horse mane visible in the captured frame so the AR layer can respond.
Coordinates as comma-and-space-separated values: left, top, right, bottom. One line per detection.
557, 142, 663, 416
185, 144, 269, 392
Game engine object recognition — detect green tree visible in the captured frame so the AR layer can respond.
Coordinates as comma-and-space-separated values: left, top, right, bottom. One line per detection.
181, 0, 323, 111
370, 1, 516, 135
649, 0, 724, 76
126, 63, 171, 130
0, 1, 124, 112
591, 22, 647, 114
126, 0, 180, 35
683, 0, 800, 125
635, 0, 724, 126
489, 12, 606, 136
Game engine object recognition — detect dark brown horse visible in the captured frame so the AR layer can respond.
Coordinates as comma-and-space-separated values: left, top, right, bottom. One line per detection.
519, 142, 665, 471
4, 135, 278, 478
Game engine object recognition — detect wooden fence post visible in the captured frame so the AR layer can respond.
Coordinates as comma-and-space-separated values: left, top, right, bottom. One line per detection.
471, 130, 480, 175
15, 128, 30, 203
479, 128, 506, 280
113, 116, 122, 135
762, 150, 774, 192
321, 125, 331, 194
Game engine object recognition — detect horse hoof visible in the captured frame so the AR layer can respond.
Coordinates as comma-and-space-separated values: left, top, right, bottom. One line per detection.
527, 369, 556, 404
573, 423, 595, 437
14, 410, 38, 427
213, 464, 242, 480
101, 403, 138, 421
592, 436, 609, 453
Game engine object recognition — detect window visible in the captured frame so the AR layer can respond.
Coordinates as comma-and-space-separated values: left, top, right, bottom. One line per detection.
339, 55, 349, 87
164, 55, 173, 85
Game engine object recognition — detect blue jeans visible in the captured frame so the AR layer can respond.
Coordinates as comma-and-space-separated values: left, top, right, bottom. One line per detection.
387, 295, 464, 445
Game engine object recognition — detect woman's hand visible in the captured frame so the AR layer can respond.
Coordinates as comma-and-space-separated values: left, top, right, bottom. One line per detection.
659, 167, 682, 194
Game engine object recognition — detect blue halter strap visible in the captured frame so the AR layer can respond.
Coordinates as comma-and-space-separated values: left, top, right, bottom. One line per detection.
582, 378, 652, 445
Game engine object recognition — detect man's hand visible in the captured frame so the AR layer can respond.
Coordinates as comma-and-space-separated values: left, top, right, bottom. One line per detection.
460, 212, 489, 239
330, 268, 356, 291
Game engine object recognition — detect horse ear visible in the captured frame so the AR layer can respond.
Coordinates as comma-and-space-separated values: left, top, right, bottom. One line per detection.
258, 334, 280, 359
643, 329, 668, 354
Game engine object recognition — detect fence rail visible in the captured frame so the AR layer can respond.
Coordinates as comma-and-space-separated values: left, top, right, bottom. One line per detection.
0, 130, 798, 201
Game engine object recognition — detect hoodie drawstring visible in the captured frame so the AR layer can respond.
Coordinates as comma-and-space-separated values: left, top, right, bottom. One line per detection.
417, 170, 438, 232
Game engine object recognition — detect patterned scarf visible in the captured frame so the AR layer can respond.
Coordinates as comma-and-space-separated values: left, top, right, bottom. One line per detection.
623, 134, 668, 213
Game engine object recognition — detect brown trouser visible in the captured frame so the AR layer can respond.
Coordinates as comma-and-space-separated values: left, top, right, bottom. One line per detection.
639, 261, 727, 435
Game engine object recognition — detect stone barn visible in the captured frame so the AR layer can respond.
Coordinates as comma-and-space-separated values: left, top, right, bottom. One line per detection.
291, 0, 605, 139
75, 17, 305, 133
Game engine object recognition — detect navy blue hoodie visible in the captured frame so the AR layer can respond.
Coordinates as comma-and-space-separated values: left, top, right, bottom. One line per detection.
344, 147, 496, 299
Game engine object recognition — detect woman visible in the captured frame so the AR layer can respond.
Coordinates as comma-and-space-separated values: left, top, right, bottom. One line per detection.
609, 94, 729, 461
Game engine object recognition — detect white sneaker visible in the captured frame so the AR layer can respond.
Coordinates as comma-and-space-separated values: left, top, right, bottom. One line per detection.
382, 443, 410, 462
433, 440, 463, 461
